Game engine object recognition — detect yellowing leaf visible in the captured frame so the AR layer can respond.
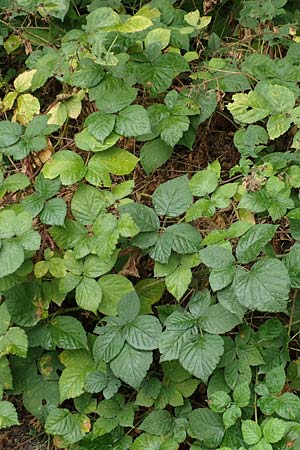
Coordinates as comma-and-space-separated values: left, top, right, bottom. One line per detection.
117, 16, 153, 33
13, 94, 40, 124
47, 103, 68, 126
14, 70, 37, 93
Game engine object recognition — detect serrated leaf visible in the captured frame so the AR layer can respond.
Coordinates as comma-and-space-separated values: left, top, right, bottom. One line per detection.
241, 420, 262, 445
98, 274, 134, 315
89, 75, 137, 113
50, 316, 87, 349
0, 241, 24, 277
93, 324, 125, 363
14, 93, 40, 125
262, 418, 287, 443
189, 168, 219, 197
188, 408, 224, 447
179, 334, 224, 382
110, 343, 152, 389
160, 115, 190, 147
0, 401, 19, 428
201, 304, 241, 334
153, 175, 192, 217
115, 105, 150, 137
165, 265, 192, 301
136, 279, 165, 314
200, 245, 235, 269
0, 327, 28, 357
119, 203, 160, 232
40, 197, 66, 225
60, 362, 95, 402
86, 147, 138, 186
85, 112, 116, 143
71, 184, 106, 225
236, 224, 277, 263
76, 277, 102, 313
124, 315, 162, 350
234, 259, 290, 312
140, 410, 172, 435
0, 121, 22, 147
45, 407, 75, 435
42, 150, 86, 185
140, 138, 173, 175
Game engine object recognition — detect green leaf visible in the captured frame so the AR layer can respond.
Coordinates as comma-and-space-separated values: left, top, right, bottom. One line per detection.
145, 28, 170, 50
234, 259, 290, 312
134, 53, 189, 95
50, 316, 87, 349
236, 224, 278, 264
131, 434, 176, 450
75, 128, 120, 153
201, 304, 241, 334
200, 245, 235, 269
208, 391, 231, 413
241, 420, 262, 445
0, 304, 11, 335
93, 416, 118, 437
35, 173, 61, 200
179, 334, 224, 382
0, 401, 19, 428
89, 75, 137, 113
5, 282, 41, 327
0, 327, 28, 357
165, 265, 192, 300
262, 418, 287, 443
188, 408, 225, 447
265, 365, 286, 394
284, 245, 300, 288
84, 112, 116, 143
209, 266, 235, 291
166, 223, 202, 254
22, 375, 60, 421
98, 275, 134, 315
76, 277, 102, 313
92, 214, 119, 260
152, 175, 193, 217
136, 279, 165, 314
40, 197, 66, 225
42, 150, 86, 185
124, 315, 162, 350
117, 291, 140, 324
0, 241, 24, 277
140, 138, 173, 175
233, 383, 251, 408
86, 147, 138, 186
223, 405, 242, 430
60, 359, 95, 402
1, 173, 30, 195
38, 0, 70, 20
83, 253, 117, 278
119, 203, 160, 232
45, 407, 75, 435
189, 168, 219, 197
115, 105, 150, 137
140, 410, 172, 435
118, 213, 140, 237
217, 284, 247, 320
160, 115, 190, 147
71, 184, 106, 225
0, 121, 22, 147
110, 343, 152, 389
93, 323, 125, 363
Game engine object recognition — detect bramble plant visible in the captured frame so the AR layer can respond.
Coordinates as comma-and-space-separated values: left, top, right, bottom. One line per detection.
1, 0, 300, 449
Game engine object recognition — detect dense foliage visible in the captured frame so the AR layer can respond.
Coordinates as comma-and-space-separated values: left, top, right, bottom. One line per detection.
1, 0, 300, 448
